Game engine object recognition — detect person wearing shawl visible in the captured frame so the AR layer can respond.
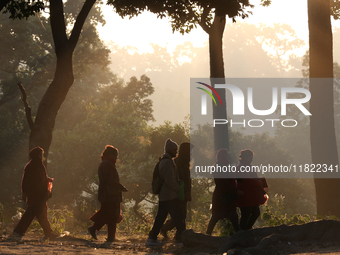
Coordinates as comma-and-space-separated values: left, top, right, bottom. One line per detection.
206, 149, 240, 235
236, 149, 268, 230
12, 147, 57, 238
88, 145, 128, 242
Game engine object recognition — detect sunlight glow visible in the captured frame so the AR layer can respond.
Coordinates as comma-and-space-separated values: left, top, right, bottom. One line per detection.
98, 0, 310, 53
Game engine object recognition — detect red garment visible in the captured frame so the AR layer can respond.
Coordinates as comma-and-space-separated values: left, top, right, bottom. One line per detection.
90, 202, 122, 225
21, 159, 50, 205
236, 163, 268, 207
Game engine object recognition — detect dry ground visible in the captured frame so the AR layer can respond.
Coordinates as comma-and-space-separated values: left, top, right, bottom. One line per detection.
1, 222, 340, 255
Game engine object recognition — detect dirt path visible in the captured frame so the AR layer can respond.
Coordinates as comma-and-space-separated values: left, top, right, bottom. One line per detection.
2, 226, 340, 255
0, 232, 185, 255
2, 238, 340, 255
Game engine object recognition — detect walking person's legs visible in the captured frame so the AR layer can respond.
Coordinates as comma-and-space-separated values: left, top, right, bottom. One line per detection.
224, 209, 240, 233
89, 202, 110, 240
13, 205, 36, 236
107, 222, 117, 242
167, 198, 185, 241
239, 206, 252, 230
147, 201, 169, 245
206, 214, 220, 235
161, 201, 187, 238
246, 205, 260, 230
35, 203, 55, 237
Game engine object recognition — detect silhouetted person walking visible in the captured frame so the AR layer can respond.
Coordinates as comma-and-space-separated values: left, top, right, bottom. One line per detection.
11, 147, 58, 239
206, 149, 240, 235
236, 149, 268, 230
160, 142, 193, 239
146, 139, 185, 246
88, 145, 127, 242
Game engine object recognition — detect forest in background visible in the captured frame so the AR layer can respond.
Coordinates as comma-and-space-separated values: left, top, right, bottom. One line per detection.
1, 0, 340, 235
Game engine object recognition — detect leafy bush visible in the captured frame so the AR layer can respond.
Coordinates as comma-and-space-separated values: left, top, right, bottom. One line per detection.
262, 194, 312, 227
48, 207, 74, 234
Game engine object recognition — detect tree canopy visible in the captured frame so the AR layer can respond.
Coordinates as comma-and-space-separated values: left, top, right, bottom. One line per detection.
109, 0, 259, 34
1, 0, 44, 19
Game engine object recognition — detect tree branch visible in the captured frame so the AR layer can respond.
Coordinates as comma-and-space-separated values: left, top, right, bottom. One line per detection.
199, 6, 212, 34
69, 0, 97, 51
49, 0, 68, 55
18, 82, 34, 130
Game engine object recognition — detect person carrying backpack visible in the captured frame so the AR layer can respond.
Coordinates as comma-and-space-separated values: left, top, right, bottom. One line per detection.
146, 139, 185, 246
160, 142, 193, 239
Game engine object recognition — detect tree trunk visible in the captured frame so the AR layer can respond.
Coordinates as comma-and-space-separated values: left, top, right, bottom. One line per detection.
29, 51, 74, 158
308, 0, 340, 216
24, 0, 96, 160
209, 15, 229, 152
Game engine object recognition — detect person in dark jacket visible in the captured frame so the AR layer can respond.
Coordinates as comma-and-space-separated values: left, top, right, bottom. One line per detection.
88, 145, 128, 242
206, 149, 240, 235
146, 139, 185, 246
236, 149, 268, 230
11, 147, 58, 239
160, 142, 193, 239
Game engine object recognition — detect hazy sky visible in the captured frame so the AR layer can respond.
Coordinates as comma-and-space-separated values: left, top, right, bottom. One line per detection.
95, 0, 340, 126
97, 0, 311, 53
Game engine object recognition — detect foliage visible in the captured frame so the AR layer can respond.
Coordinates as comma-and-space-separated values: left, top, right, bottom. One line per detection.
16, 206, 74, 234
0, 0, 325, 233
48, 74, 154, 206
219, 219, 236, 236
149, 121, 189, 156
262, 194, 311, 227
331, 0, 340, 20
109, 0, 254, 35
118, 204, 154, 235
260, 0, 272, 7
0, 0, 109, 206
47, 207, 74, 234
1, 0, 45, 20
187, 197, 213, 233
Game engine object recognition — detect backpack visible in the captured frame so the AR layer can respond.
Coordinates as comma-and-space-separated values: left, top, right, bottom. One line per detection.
152, 157, 164, 195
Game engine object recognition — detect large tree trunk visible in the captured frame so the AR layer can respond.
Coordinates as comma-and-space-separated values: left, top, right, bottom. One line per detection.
24, 0, 96, 159
308, 0, 340, 216
29, 51, 74, 158
209, 15, 229, 152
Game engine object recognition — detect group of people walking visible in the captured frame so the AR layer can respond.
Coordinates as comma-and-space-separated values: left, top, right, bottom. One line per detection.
10, 139, 268, 245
